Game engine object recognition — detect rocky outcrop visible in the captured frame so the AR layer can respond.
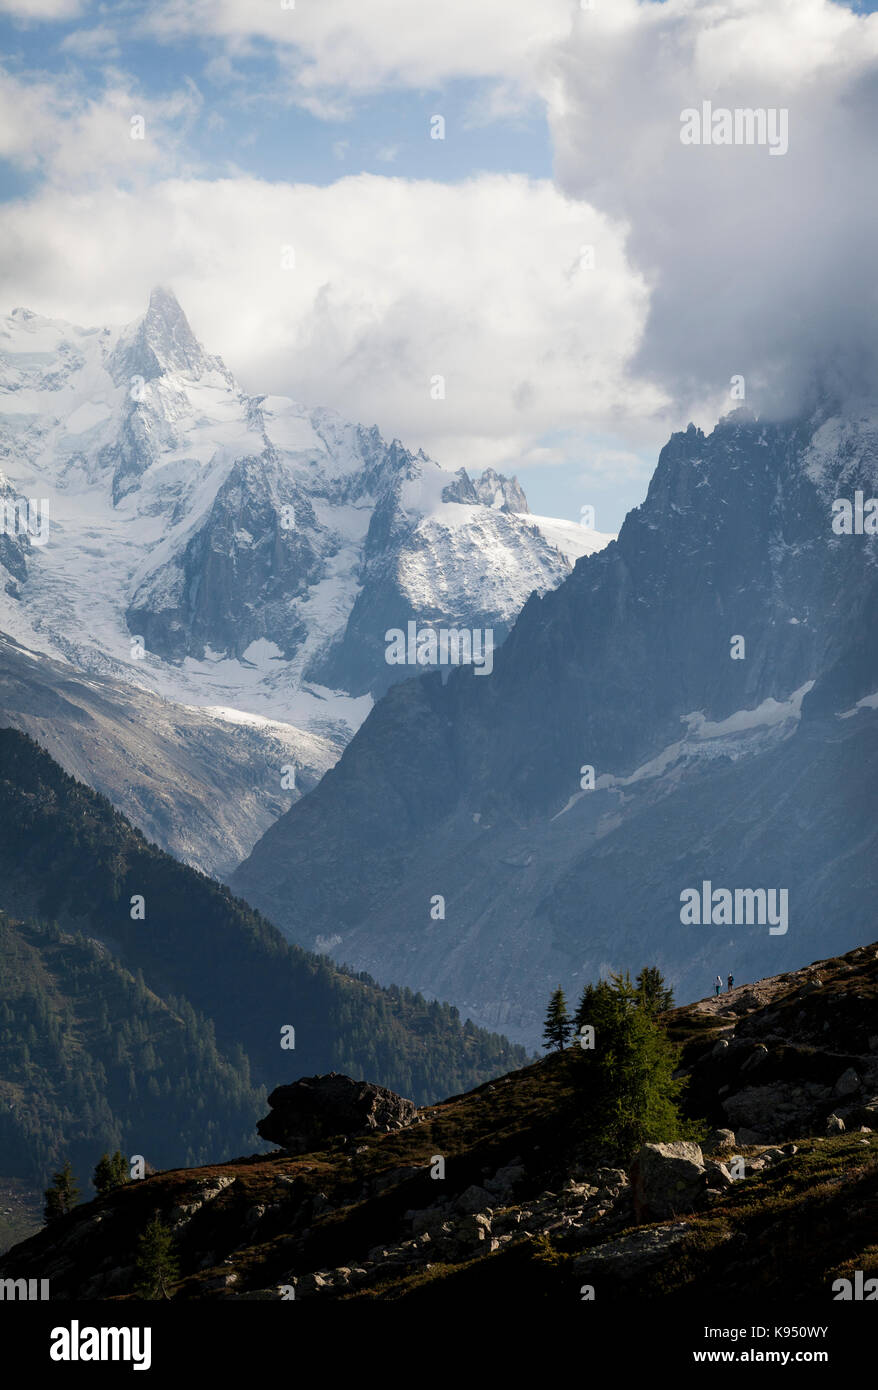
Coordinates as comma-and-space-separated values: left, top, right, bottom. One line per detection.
257, 1073, 417, 1154
630, 1142, 708, 1221
669, 943, 878, 1144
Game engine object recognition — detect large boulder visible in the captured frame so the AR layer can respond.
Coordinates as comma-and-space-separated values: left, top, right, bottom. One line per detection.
630, 1142, 707, 1220
257, 1072, 417, 1153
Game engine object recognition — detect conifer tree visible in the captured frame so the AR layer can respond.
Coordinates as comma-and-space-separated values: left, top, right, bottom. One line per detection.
573, 978, 616, 1036
577, 970, 687, 1157
134, 1215, 179, 1300
93, 1150, 129, 1195
635, 965, 674, 1015
43, 1159, 79, 1223
542, 985, 572, 1051
573, 981, 596, 1033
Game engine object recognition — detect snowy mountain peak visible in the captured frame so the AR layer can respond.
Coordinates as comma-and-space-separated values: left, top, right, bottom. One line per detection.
107, 285, 232, 389
0, 291, 611, 733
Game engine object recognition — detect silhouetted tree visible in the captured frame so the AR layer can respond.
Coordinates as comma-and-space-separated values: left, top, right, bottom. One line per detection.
543, 986, 573, 1051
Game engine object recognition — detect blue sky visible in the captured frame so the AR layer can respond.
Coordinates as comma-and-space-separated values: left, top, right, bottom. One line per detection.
0, 0, 875, 531
0, 33, 555, 195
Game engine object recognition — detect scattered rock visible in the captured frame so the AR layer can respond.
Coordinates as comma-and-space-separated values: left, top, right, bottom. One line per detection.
705, 1160, 734, 1188
485, 1162, 527, 1197
825, 1113, 845, 1134
702, 1128, 736, 1155
453, 1185, 495, 1213
834, 1068, 860, 1098
574, 1222, 692, 1279
592, 1167, 628, 1192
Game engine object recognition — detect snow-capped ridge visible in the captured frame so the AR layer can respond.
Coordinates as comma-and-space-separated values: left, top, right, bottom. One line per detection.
0, 288, 606, 728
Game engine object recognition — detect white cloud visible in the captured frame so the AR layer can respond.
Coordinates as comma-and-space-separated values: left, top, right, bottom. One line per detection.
1, 0, 873, 503
0, 0, 83, 17
143, 0, 573, 111
0, 66, 203, 186
59, 24, 122, 58
0, 172, 664, 474
545, 0, 878, 419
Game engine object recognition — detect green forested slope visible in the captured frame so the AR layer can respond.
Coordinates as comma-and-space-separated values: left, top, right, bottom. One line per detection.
0, 729, 526, 1186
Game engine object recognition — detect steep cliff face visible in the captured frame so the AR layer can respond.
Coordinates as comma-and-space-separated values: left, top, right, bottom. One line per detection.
233, 403, 878, 1043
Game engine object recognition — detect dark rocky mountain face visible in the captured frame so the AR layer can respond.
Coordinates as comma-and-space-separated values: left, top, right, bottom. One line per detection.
232, 405, 878, 1044
126, 446, 326, 665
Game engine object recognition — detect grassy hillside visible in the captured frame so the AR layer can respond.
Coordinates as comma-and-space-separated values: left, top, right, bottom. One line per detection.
4, 941, 873, 1304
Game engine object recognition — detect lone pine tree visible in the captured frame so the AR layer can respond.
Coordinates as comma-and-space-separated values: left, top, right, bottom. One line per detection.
543, 985, 573, 1051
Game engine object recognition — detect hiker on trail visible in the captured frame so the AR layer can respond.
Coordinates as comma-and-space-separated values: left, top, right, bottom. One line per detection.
715, 975, 722, 996
727, 973, 734, 992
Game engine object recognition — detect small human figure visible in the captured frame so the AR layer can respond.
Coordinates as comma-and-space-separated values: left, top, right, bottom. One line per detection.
715, 975, 722, 996
727, 973, 734, 992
